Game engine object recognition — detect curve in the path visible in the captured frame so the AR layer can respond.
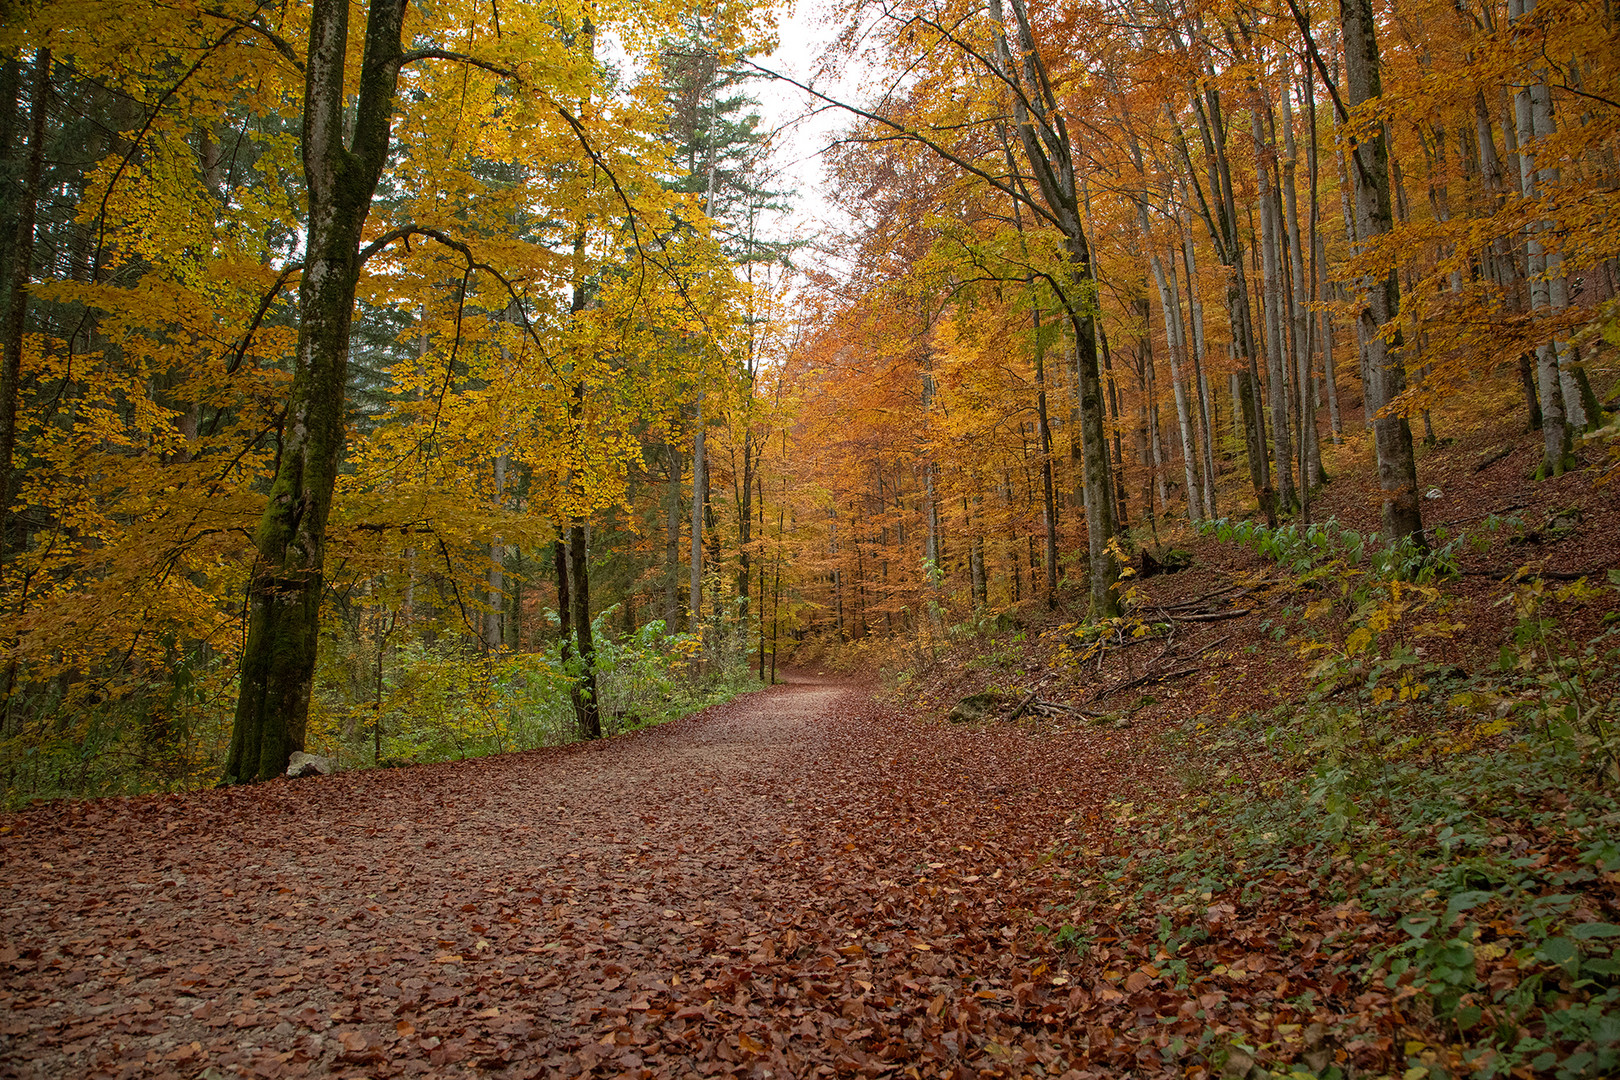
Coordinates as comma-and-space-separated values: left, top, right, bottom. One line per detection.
1, 677, 1160, 1079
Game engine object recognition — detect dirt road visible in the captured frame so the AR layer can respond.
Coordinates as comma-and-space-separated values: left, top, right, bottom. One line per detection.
1, 675, 1156, 1078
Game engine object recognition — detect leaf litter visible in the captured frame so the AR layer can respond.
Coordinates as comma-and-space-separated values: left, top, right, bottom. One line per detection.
1, 675, 1176, 1079
5, 611, 1617, 1079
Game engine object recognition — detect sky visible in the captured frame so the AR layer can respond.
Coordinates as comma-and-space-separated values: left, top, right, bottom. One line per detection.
749, 0, 866, 253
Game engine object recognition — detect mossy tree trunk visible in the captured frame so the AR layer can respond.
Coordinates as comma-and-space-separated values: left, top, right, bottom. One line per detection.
224, 0, 408, 783
0, 48, 48, 560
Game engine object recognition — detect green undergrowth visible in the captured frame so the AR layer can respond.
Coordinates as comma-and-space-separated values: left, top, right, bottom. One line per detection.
1107, 736, 1620, 1079
1194, 514, 1531, 585
1053, 569, 1620, 1079
308, 614, 762, 773
2, 615, 760, 806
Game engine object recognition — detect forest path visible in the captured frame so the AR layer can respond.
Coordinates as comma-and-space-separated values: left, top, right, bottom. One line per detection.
1, 674, 1163, 1079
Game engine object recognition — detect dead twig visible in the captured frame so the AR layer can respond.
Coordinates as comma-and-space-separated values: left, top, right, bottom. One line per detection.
1093, 665, 1202, 703
1152, 584, 1248, 612
1168, 608, 1254, 624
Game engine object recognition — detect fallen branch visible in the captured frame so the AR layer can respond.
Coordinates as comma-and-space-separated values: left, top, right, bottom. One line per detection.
1182, 635, 1232, 663
1168, 608, 1253, 624
1153, 584, 1248, 612
1093, 665, 1203, 703
1464, 566, 1595, 582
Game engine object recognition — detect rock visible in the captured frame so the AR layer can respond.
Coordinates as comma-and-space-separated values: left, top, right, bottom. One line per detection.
286, 752, 332, 779
948, 691, 1011, 724
1220, 1046, 1257, 1080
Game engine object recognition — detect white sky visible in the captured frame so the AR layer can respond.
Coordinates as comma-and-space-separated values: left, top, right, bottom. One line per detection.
751, 0, 865, 256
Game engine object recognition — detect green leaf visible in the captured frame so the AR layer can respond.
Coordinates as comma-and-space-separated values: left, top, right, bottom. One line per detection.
1536, 936, 1578, 964
1571, 922, 1620, 940
1444, 890, 1495, 923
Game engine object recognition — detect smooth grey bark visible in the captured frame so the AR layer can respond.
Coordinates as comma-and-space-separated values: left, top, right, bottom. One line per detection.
1178, 196, 1218, 517
485, 453, 507, 651
996, 141, 1061, 605
988, 0, 1119, 615
1331, 107, 1375, 432
1235, 370, 1277, 527
1250, 93, 1298, 510
225, 0, 409, 783
664, 444, 683, 629
1030, 301, 1059, 603
1509, 0, 1568, 470
1341, 0, 1425, 546
1509, 0, 1584, 468
1280, 69, 1323, 486
1177, 82, 1273, 512
1155, 246, 1201, 522
1138, 294, 1169, 514
1472, 91, 1542, 430
921, 357, 942, 603
689, 392, 705, 634
1317, 234, 1342, 437
1125, 120, 1199, 521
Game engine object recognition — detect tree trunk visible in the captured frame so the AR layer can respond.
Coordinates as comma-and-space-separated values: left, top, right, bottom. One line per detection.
1341, 0, 1425, 546
225, 0, 408, 783
1318, 235, 1343, 438
555, 537, 573, 652
1236, 370, 1278, 527
1251, 96, 1298, 510
966, 497, 986, 607
1097, 318, 1130, 531
1147, 243, 1201, 522
1138, 295, 1169, 513
664, 443, 683, 629
990, 0, 1119, 615
1178, 200, 1218, 517
922, 350, 944, 606
737, 431, 753, 620
1280, 68, 1323, 485
1508, 0, 1569, 471
569, 521, 600, 739
0, 47, 48, 558
689, 393, 705, 638
1182, 82, 1271, 512
1031, 300, 1059, 603
485, 454, 506, 651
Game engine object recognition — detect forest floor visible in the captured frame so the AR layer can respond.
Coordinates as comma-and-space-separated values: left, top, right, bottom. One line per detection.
4, 670, 1171, 1080
4, 412, 1620, 1080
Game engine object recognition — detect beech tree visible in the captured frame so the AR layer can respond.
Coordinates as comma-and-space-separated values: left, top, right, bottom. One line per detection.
223, 0, 410, 782
1339, 0, 1425, 546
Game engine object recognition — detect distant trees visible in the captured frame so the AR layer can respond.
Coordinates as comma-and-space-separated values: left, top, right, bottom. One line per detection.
766, 0, 1614, 629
